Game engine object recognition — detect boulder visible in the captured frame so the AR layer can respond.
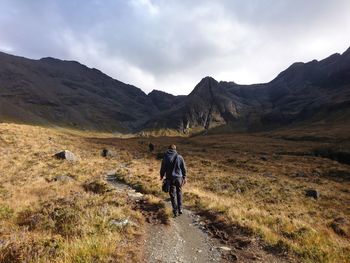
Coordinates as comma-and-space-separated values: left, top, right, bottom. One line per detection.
101, 148, 116, 158
54, 150, 77, 162
305, 189, 320, 199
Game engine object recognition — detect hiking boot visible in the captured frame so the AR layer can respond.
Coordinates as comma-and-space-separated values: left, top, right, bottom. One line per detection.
178, 209, 183, 215
173, 210, 178, 217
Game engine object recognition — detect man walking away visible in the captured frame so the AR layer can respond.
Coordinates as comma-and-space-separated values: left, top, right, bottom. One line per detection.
160, 144, 187, 217
149, 142, 155, 152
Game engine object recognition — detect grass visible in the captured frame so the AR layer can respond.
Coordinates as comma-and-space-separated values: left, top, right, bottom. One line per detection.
0, 123, 144, 262
1, 122, 349, 262
89, 131, 350, 262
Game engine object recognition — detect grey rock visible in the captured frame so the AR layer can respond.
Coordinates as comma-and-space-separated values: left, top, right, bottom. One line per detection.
260, 156, 268, 161
54, 150, 77, 161
101, 148, 116, 158
305, 189, 320, 199
296, 171, 306, 177
109, 219, 129, 227
218, 246, 232, 251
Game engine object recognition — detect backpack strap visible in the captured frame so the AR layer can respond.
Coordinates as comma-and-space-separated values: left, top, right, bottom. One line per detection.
170, 154, 178, 172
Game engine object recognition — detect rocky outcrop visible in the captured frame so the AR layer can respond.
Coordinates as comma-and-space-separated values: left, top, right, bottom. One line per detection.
144, 47, 350, 132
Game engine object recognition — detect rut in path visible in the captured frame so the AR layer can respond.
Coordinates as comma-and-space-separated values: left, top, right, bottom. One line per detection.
106, 171, 295, 263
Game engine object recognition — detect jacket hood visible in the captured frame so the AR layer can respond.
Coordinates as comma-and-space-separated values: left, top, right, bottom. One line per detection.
165, 149, 177, 156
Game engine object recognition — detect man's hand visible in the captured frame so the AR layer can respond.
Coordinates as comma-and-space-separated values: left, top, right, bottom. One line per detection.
182, 177, 187, 186
160, 177, 163, 181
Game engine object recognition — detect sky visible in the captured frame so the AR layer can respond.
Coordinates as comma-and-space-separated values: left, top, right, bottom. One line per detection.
0, 0, 350, 95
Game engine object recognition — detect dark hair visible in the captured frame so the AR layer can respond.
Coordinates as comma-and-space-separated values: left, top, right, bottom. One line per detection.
168, 144, 176, 150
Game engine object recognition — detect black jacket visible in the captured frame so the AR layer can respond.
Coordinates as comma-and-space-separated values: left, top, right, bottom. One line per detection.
160, 149, 186, 179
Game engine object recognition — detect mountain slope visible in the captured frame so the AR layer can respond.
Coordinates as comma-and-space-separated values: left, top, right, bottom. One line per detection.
0, 52, 158, 131
0, 48, 349, 133
144, 48, 350, 132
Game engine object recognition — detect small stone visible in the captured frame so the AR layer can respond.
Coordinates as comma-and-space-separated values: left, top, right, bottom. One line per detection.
296, 171, 306, 177
305, 189, 320, 199
219, 246, 232, 251
106, 170, 117, 177
260, 156, 268, 161
109, 219, 129, 227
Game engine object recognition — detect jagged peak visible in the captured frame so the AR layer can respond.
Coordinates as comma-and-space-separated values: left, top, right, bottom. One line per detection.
200, 76, 218, 83
195, 76, 218, 88
148, 89, 174, 96
188, 76, 219, 97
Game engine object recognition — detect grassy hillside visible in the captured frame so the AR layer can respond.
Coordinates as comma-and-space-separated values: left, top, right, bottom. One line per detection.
96, 131, 350, 262
0, 123, 349, 262
0, 123, 147, 262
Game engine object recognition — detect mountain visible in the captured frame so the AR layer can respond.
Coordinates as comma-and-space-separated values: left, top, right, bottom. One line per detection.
0, 52, 158, 131
0, 48, 349, 133
144, 47, 350, 133
148, 90, 185, 112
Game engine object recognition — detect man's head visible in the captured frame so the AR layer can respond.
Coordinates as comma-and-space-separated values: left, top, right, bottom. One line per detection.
168, 144, 176, 150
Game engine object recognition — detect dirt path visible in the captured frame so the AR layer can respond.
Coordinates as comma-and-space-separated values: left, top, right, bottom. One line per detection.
106, 171, 223, 262
143, 206, 223, 263
106, 171, 295, 263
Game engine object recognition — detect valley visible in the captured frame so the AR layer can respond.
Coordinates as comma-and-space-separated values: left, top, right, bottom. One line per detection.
1, 47, 350, 135
0, 123, 349, 262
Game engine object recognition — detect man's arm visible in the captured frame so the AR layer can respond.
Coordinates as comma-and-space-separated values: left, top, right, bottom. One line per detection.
160, 158, 166, 180
180, 156, 187, 178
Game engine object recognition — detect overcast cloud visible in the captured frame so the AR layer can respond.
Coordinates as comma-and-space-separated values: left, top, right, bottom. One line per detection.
0, 0, 350, 95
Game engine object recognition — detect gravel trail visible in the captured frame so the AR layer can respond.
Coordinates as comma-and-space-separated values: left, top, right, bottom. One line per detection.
106, 172, 223, 263
106, 170, 295, 263
143, 206, 222, 263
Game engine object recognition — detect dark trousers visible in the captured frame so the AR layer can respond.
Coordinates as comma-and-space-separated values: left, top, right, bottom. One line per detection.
169, 177, 183, 212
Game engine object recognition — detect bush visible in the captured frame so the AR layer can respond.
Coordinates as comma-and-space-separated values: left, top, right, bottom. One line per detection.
83, 180, 111, 194
0, 204, 14, 220
0, 235, 63, 263
17, 197, 84, 237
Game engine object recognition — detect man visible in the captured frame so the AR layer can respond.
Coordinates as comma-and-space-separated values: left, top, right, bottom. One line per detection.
149, 142, 155, 152
160, 144, 187, 217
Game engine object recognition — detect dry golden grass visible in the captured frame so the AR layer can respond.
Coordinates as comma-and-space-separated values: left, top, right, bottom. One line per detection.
1, 122, 350, 262
0, 123, 144, 262
94, 132, 350, 263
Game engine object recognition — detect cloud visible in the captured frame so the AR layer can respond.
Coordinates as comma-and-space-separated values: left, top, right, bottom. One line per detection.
0, 0, 350, 95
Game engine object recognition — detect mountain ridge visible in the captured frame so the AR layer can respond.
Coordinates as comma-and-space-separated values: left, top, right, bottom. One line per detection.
0, 48, 349, 134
